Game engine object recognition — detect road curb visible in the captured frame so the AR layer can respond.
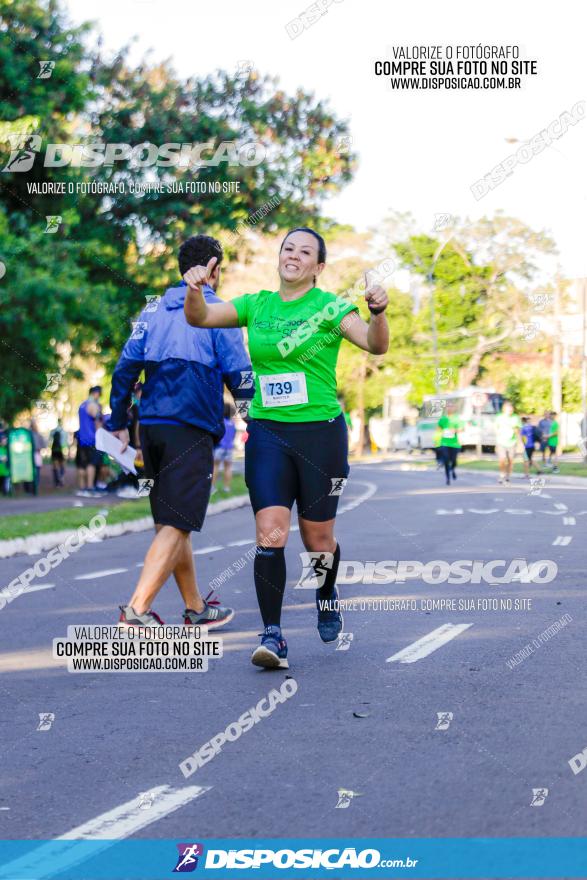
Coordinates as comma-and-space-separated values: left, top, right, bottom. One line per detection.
456, 467, 587, 488
0, 493, 251, 559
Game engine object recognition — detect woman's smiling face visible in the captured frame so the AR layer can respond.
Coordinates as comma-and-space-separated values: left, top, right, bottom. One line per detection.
278, 230, 324, 286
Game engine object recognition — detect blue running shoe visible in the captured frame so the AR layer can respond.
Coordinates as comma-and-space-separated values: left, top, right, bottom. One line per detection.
251, 625, 289, 669
316, 587, 343, 643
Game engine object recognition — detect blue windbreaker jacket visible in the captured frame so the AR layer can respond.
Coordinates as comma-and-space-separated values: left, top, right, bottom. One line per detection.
109, 283, 253, 442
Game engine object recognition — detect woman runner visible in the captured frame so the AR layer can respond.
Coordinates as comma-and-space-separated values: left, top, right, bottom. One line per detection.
184, 228, 389, 668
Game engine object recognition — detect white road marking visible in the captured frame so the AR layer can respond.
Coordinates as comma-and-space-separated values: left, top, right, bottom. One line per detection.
554, 503, 568, 511
386, 623, 473, 664
74, 568, 128, 581
552, 535, 572, 546
0, 785, 210, 879
338, 480, 377, 514
291, 481, 377, 532
21, 583, 55, 594
503, 509, 532, 515
540, 510, 565, 515
227, 539, 255, 547
193, 545, 223, 555
435, 508, 463, 515
468, 508, 500, 514
563, 516, 576, 525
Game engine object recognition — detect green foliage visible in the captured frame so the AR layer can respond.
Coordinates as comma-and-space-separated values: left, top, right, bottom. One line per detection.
504, 372, 551, 415
0, 206, 116, 421
0, 0, 356, 419
503, 367, 582, 415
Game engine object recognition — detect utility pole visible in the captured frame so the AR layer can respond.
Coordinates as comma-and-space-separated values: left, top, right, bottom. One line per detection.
582, 279, 587, 460
356, 351, 368, 455
428, 240, 448, 395
552, 281, 562, 416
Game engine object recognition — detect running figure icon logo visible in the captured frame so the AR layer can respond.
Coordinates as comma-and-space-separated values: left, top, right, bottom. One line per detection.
144, 295, 161, 312
329, 477, 347, 496
529, 477, 546, 495
44, 215, 62, 233
336, 135, 353, 154
295, 551, 334, 589
435, 367, 454, 387
130, 321, 148, 340
2, 134, 42, 173
137, 479, 154, 497
235, 399, 251, 417
435, 712, 453, 731
336, 632, 354, 652
335, 789, 361, 809
45, 373, 61, 392
173, 843, 204, 872
37, 713, 55, 731
137, 790, 156, 810
237, 370, 255, 390
433, 213, 455, 231
427, 398, 445, 417
530, 788, 549, 806
37, 61, 55, 79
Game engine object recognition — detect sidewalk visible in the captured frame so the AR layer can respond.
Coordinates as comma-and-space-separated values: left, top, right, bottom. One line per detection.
1, 460, 246, 515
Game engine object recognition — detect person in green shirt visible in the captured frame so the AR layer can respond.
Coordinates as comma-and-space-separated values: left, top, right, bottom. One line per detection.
183, 226, 389, 669
546, 411, 559, 473
0, 431, 9, 496
494, 399, 522, 484
438, 402, 463, 485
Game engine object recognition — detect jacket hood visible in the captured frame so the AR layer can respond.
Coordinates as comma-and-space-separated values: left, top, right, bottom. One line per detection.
164, 282, 215, 311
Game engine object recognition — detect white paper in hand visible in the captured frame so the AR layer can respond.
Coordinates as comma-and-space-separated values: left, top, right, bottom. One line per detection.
95, 427, 137, 475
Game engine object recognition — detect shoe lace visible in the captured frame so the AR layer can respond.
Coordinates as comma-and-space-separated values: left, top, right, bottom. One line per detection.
204, 589, 221, 607
259, 626, 284, 647
147, 609, 165, 625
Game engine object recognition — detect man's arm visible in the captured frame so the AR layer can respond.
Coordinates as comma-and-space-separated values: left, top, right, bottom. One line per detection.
109, 326, 146, 451
214, 326, 255, 418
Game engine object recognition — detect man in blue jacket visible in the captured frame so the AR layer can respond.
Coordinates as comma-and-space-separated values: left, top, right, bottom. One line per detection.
109, 235, 254, 631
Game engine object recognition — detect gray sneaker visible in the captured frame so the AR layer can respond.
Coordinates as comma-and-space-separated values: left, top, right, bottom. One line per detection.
183, 600, 234, 630
118, 604, 165, 630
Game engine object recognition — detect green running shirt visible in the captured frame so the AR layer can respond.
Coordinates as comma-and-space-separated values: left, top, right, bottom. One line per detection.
232, 287, 358, 422
438, 415, 463, 448
495, 413, 521, 447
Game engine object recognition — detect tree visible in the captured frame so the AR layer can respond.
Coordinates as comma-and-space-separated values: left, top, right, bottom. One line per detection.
0, 206, 115, 421
0, 0, 357, 418
393, 215, 557, 396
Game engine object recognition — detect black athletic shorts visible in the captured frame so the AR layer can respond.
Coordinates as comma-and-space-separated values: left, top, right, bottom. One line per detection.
244, 414, 349, 522
76, 444, 102, 469
140, 423, 214, 532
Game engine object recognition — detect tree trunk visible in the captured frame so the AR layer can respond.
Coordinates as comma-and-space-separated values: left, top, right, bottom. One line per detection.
356, 352, 368, 454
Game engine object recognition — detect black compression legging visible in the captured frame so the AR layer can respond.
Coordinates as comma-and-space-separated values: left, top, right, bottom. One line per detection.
441, 446, 458, 479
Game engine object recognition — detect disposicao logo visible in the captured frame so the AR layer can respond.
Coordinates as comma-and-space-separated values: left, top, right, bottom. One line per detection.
173, 843, 204, 872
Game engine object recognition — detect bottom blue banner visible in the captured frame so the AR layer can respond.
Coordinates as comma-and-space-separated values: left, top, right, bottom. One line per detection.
0, 838, 586, 879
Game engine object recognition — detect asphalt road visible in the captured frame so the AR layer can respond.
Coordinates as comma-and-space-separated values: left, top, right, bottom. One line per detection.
1, 463, 586, 844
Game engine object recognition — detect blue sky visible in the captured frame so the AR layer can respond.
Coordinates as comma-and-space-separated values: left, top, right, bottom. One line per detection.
67, 0, 586, 278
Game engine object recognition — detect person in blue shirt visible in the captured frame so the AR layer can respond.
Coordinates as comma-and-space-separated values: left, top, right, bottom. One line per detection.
537, 411, 552, 467
521, 416, 542, 477
76, 385, 102, 494
109, 234, 254, 632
